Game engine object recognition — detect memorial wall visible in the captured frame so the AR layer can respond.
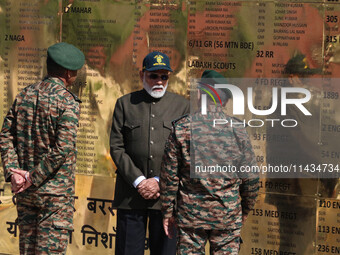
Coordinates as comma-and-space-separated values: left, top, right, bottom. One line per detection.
0, 0, 339, 254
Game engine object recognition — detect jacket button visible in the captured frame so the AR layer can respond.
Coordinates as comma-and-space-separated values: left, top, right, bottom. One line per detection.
150, 141, 154, 145
151, 114, 155, 118
150, 155, 153, 159
151, 126, 154, 131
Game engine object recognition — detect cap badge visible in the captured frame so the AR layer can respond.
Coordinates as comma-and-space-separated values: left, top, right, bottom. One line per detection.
153, 55, 166, 66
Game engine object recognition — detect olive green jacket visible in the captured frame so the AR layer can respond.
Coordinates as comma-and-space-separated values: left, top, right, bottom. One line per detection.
110, 89, 189, 210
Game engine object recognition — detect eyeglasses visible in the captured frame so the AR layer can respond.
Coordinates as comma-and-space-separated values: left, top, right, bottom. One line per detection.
147, 73, 169, 80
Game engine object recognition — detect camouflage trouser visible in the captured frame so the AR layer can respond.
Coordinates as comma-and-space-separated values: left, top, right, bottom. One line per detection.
16, 193, 74, 255
177, 227, 241, 255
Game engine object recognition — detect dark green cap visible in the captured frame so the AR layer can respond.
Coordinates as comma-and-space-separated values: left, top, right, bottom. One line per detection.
201, 69, 227, 81
47, 42, 85, 70
285, 54, 321, 75
201, 70, 231, 100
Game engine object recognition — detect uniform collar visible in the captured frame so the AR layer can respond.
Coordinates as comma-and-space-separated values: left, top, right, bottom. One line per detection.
44, 76, 82, 103
44, 76, 66, 87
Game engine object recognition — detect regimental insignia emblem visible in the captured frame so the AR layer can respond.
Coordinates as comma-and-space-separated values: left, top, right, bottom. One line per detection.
155, 55, 163, 64
153, 55, 166, 66
302, 57, 308, 69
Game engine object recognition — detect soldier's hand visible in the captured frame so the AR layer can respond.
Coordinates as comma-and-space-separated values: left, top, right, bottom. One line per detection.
11, 172, 25, 193
163, 217, 176, 239
10, 169, 33, 194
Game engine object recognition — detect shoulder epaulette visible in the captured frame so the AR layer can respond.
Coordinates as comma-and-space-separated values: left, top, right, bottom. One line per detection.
70, 92, 82, 103
172, 114, 189, 126
47, 77, 82, 103
64, 87, 82, 103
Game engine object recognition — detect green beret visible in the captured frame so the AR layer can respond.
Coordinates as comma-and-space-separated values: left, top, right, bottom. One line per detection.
47, 42, 85, 70
201, 70, 231, 99
201, 69, 227, 80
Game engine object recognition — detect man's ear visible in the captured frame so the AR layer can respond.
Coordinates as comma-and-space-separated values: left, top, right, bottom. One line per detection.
139, 70, 144, 82
197, 90, 201, 101
288, 74, 297, 85
222, 99, 229, 107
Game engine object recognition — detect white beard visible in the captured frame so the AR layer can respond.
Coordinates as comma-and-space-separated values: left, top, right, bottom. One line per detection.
143, 77, 168, 98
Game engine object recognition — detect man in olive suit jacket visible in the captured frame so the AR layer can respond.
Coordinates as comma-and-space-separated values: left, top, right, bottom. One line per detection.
110, 51, 189, 255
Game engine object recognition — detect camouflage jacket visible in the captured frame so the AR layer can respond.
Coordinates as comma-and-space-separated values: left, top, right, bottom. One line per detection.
0, 76, 81, 196
160, 108, 259, 230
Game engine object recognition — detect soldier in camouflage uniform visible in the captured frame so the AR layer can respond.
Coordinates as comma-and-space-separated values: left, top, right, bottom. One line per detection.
160, 70, 259, 254
0, 42, 85, 254
265, 53, 338, 254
